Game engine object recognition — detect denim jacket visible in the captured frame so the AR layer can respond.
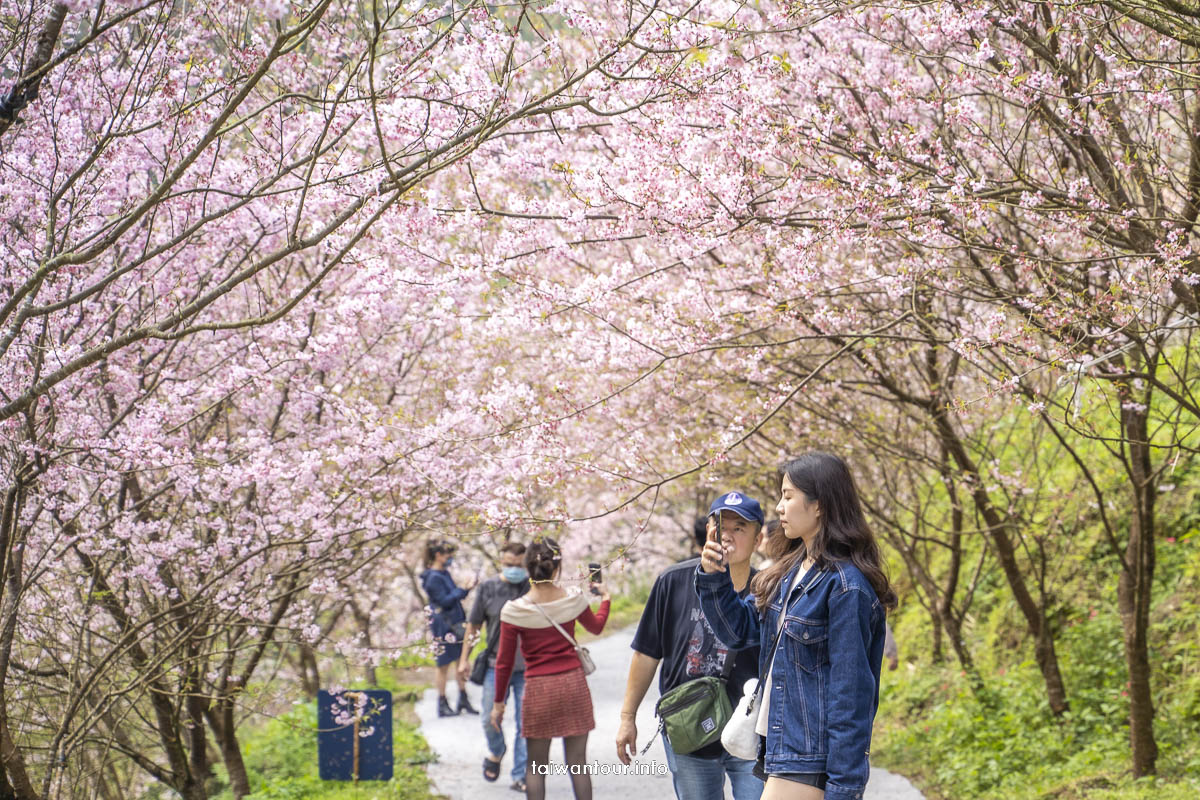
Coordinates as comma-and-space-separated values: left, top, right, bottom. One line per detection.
420, 568, 467, 638
695, 561, 885, 800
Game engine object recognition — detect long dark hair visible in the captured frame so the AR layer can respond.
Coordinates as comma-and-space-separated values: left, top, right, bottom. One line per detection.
752, 452, 897, 614
524, 537, 561, 583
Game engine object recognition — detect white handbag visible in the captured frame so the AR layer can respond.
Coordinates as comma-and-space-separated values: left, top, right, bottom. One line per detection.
720, 678, 761, 760
722, 567, 814, 761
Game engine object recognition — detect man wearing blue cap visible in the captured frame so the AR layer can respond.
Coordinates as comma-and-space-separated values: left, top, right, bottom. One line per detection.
616, 491, 766, 800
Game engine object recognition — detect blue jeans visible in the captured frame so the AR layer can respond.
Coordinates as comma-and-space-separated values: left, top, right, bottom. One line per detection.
482, 667, 527, 782
662, 737, 764, 800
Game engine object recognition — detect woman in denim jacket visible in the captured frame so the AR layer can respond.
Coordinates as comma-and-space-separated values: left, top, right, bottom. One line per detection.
696, 453, 897, 800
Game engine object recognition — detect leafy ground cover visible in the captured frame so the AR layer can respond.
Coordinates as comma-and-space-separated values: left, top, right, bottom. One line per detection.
205, 678, 439, 800
873, 533, 1200, 799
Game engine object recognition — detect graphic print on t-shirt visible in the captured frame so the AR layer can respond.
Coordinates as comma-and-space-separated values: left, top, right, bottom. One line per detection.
684, 607, 730, 678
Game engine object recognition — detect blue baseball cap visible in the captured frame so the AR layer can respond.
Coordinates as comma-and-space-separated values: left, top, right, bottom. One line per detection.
708, 491, 765, 525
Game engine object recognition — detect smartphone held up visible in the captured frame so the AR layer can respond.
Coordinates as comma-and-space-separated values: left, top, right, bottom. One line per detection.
707, 512, 727, 569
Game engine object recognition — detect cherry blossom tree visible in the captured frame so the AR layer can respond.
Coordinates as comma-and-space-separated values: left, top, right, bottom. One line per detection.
5, 0, 1199, 796
0, 0, 734, 797
393, 0, 1200, 779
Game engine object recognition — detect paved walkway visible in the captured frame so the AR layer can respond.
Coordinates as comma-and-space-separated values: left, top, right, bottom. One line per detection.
416, 625, 924, 799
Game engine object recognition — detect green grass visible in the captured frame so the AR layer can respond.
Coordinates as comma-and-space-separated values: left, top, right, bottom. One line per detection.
858, 351, 1200, 800
873, 537, 1200, 800
207, 580, 651, 800
210, 681, 440, 800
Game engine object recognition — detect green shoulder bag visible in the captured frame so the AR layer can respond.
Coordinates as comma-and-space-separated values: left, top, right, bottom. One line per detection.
654, 651, 738, 755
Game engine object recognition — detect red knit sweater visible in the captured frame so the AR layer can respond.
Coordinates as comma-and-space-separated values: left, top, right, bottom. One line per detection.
494, 600, 610, 703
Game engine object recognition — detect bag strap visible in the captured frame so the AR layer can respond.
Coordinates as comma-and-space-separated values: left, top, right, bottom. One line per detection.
748, 626, 787, 707
531, 602, 585, 654
638, 719, 665, 758
641, 640, 739, 759
634, 584, 762, 761
747, 564, 823, 705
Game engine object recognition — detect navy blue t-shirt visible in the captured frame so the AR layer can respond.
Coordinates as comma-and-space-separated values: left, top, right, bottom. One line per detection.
631, 558, 760, 760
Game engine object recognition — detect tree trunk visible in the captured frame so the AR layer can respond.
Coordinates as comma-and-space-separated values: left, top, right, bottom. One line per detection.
933, 412, 1070, 715
178, 780, 207, 800
848, 329, 1071, 716
936, 457, 967, 671
0, 3, 68, 136
930, 613, 944, 664
0, 479, 39, 800
350, 602, 378, 687
186, 661, 210, 788
1117, 394, 1158, 776
74, 547, 205, 800
0, 715, 39, 800
877, 502, 983, 690
205, 702, 250, 800
297, 644, 320, 699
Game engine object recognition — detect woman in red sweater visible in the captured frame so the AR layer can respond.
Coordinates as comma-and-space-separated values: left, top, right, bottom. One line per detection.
490, 538, 610, 800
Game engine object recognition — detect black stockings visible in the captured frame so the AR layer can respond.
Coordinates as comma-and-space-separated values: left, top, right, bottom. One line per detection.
525, 737, 551, 800
563, 734, 592, 800
524, 734, 591, 800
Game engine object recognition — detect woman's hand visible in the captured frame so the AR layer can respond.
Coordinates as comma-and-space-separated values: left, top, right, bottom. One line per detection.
592, 583, 611, 603
488, 702, 505, 732
699, 516, 728, 574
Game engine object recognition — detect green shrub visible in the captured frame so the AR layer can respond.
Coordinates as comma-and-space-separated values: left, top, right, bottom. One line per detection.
874, 564, 1200, 800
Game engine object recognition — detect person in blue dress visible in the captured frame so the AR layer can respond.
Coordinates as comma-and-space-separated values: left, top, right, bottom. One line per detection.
421, 540, 479, 717
696, 452, 897, 800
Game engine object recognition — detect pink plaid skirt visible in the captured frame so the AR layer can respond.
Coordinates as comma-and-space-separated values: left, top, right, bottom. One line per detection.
522, 666, 594, 739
